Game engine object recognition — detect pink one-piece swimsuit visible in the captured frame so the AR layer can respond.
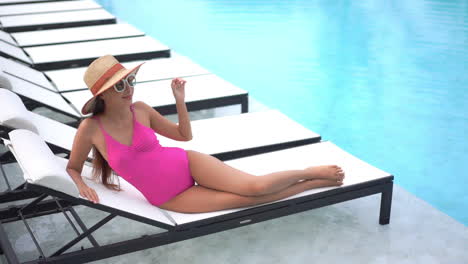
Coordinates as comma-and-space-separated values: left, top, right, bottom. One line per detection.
93, 104, 195, 206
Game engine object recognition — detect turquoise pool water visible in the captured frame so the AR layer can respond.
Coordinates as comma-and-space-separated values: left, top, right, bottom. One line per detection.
97, 0, 468, 225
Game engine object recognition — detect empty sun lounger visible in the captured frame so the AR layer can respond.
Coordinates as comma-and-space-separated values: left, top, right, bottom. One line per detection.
45, 54, 212, 92
0, 88, 321, 204
0, 54, 211, 93
0, 56, 57, 92
0, 0, 76, 6
0, 71, 81, 120
0, 70, 247, 122
0, 129, 393, 264
63, 74, 249, 115
0, 8, 116, 33
4, 23, 145, 47
0, 0, 100, 17
1, 35, 170, 70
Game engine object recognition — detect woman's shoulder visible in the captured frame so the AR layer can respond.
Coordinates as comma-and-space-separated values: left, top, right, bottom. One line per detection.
133, 101, 151, 112
77, 116, 100, 135
133, 101, 164, 117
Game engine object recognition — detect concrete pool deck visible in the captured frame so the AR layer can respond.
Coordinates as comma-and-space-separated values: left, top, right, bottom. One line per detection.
0, 98, 466, 264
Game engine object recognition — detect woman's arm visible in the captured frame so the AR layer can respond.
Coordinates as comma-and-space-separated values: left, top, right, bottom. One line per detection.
135, 101, 192, 141
172, 77, 192, 140
174, 95, 193, 141
66, 118, 99, 203
135, 78, 192, 141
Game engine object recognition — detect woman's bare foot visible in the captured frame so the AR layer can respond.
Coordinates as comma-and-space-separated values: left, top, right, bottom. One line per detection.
304, 165, 345, 182
306, 179, 344, 190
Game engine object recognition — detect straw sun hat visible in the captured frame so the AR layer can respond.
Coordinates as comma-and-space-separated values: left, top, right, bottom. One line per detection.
81, 55, 145, 115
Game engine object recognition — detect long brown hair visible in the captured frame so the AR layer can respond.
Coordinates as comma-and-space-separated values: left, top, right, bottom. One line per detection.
90, 97, 121, 191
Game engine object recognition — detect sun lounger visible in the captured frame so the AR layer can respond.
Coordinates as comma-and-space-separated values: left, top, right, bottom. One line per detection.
63, 74, 249, 115
0, 88, 321, 204
1, 35, 170, 70
0, 129, 393, 263
0, 56, 57, 92
0, 0, 100, 17
0, 0, 75, 6
4, 23, 145, 47
0, 72, 81, 120
45, 54, 212, 92
0, 70, 247, 122
0, 88, 320, 161
0, 53, 211, 93
0, 8, 116, 33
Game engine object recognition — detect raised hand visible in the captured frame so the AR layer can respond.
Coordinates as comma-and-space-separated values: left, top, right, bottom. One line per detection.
171, 77, 186, 101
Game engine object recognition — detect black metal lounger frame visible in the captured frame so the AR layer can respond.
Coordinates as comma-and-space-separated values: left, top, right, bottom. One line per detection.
0, 161, 393, 264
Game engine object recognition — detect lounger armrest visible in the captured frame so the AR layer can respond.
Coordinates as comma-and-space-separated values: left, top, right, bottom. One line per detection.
7, 129, 79, 197
0, 88, 39, 133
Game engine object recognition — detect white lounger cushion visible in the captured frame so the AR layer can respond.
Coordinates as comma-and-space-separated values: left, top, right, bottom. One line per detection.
159, 110, 319, 154
0, 0, 101, 16
24, 36, 169, 65
0, 0, 63, 4
0, 88, 39, 133
11, 23, 145, 47
0, 9, 115, 30
7, 129, 79, 197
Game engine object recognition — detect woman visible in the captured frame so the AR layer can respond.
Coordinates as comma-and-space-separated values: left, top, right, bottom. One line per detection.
66, 55, 345, 213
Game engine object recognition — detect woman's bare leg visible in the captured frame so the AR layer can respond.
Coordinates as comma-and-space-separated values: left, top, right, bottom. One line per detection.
186, 150, 345, 197
159, 179, 342, 213
260, 166, 345, 195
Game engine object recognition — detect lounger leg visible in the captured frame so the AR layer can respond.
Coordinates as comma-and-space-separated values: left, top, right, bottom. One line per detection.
379, 183, 393, 225
241, 95, 249, 113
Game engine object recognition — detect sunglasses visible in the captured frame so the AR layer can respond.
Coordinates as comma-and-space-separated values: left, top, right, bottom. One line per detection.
114, 73, 137, 93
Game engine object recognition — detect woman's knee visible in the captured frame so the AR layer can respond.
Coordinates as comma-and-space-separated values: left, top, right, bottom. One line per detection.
244, 178, 270, 196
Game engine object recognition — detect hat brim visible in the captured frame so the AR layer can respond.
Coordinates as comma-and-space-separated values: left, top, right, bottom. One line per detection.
81, 62, 145, 115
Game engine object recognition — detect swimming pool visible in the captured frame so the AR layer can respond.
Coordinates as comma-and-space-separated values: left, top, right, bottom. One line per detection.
97, 0, 468, 225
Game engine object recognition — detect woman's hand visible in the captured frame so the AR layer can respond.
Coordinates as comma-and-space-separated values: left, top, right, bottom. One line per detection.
78, 183, 99, 204
171, 78, 186, 101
